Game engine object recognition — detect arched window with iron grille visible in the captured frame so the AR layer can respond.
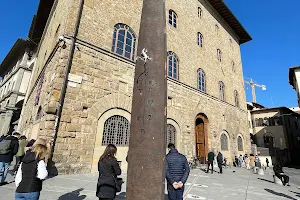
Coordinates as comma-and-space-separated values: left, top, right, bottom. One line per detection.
102, 115, 130, 146
166, 124, 176, 145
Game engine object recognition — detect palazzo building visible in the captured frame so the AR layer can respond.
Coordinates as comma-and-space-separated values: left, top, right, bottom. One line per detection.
20, 0, 252, 173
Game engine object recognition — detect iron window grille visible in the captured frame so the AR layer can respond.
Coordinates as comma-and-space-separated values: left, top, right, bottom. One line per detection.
102, 115, 130, 146
166, 124, 176, 145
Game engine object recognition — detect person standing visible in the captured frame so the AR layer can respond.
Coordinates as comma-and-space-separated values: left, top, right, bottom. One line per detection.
273, 159, 290, 186
207, 150, 215, 174
96, 144, 121, 200
245, 156, 250, 170
266, 158, 269, 168
249, 154, 255, 168
216, 151, 223, 174
15, 144, 48, 200
166, 143, 190, 200
13, 136, 28, 174
239, 155, 243, 168
0, 132, 19, 186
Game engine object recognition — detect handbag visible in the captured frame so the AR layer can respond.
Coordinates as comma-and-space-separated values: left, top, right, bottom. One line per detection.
115, 177, 124, 192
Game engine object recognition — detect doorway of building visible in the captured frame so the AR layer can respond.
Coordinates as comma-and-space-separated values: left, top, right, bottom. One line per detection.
195, 114, 208, 164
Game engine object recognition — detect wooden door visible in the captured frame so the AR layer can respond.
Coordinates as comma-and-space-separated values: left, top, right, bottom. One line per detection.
195, 122, 206, 163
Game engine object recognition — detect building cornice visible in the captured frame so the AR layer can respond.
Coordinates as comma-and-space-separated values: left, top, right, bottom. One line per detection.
0, 65, 32, 87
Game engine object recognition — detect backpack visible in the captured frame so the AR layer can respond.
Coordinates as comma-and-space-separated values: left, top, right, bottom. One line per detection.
0, 140, 12, 154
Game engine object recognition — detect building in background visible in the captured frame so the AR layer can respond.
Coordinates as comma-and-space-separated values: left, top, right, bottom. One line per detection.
0, 39, 36, 135
289, 66, 300, 107
0, 0, 55, 136
249, 105, 300, 166
20, 0, 252, 174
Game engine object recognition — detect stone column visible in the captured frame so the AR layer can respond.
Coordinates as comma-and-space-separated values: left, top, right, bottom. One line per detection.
126, 0, 167, 199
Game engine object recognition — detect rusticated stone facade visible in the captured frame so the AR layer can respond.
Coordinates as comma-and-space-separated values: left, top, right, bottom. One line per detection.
20, 0, 251, 174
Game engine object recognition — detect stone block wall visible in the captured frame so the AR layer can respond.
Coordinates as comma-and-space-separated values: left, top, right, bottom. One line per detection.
20, 0, 251, 173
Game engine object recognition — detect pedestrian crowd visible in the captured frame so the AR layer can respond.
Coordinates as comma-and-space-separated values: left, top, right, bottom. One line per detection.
0, 132, 50, 200
0, 133, 292, 200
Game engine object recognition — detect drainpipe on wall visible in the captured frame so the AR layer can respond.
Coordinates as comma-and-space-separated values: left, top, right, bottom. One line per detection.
49, 0, 84, 162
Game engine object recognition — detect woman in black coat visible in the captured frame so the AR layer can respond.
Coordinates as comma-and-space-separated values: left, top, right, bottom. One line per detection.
96, 144, 121, 200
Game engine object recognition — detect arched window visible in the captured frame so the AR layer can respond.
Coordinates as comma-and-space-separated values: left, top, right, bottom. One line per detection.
232, 61, 235, 72
102, 115, 130, 146
198, 7, 202, 18
219, 81, 225, 101
167, 51, 179, 80
264, 133, 274, 148
221, 133, 228, 151
197, 68, 206, 92
234, 90, 239, 107
168, 10, 177, 28
217, 49, 222, 62
238, 136, 243, 151
111, 24, 137, 61
166, 124, 176, 145
197, 32, 203, 48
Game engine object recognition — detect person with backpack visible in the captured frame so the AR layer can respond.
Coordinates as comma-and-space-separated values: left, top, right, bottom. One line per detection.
12, 136, 28, 174
15, 144, 48, 199
0, 132, 19, 186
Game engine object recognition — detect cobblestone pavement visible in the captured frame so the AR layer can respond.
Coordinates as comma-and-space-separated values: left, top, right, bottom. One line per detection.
1, 166, 300, 200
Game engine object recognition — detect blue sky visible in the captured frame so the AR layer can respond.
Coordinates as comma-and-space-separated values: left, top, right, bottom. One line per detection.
0, 0, 299, 108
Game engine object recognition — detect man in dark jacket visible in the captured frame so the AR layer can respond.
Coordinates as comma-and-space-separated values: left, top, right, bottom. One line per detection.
166, 143, 190, 200
0, 132, 19, 185
207, 150, 215, 174
217, 151, 223, 174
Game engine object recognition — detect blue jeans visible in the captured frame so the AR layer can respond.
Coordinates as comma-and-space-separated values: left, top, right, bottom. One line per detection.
15, 192, 40, 200
167, 184, 184, 200
0, 162, 11, 183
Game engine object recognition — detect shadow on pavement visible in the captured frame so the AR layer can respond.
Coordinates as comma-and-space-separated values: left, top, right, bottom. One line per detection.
258, 178, 274, 184
115, 192, 169, 200
265, 189, 297, 200
58, 188, 86, 200
289, 191, 300, 197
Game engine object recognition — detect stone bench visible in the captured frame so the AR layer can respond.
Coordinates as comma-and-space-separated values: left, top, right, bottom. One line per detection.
273, 175, 283, 185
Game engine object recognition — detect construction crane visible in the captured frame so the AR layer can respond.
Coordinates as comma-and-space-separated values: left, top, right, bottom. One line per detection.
244, 78, 266, 103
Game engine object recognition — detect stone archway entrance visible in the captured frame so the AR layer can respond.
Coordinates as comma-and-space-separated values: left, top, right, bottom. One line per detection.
195, 114, 208, 163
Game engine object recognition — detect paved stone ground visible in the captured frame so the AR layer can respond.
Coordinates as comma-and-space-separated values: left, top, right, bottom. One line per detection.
1, 166, 300, 200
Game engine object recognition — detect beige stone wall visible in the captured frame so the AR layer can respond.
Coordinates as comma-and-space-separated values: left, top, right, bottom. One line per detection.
20, 0, 251, 173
